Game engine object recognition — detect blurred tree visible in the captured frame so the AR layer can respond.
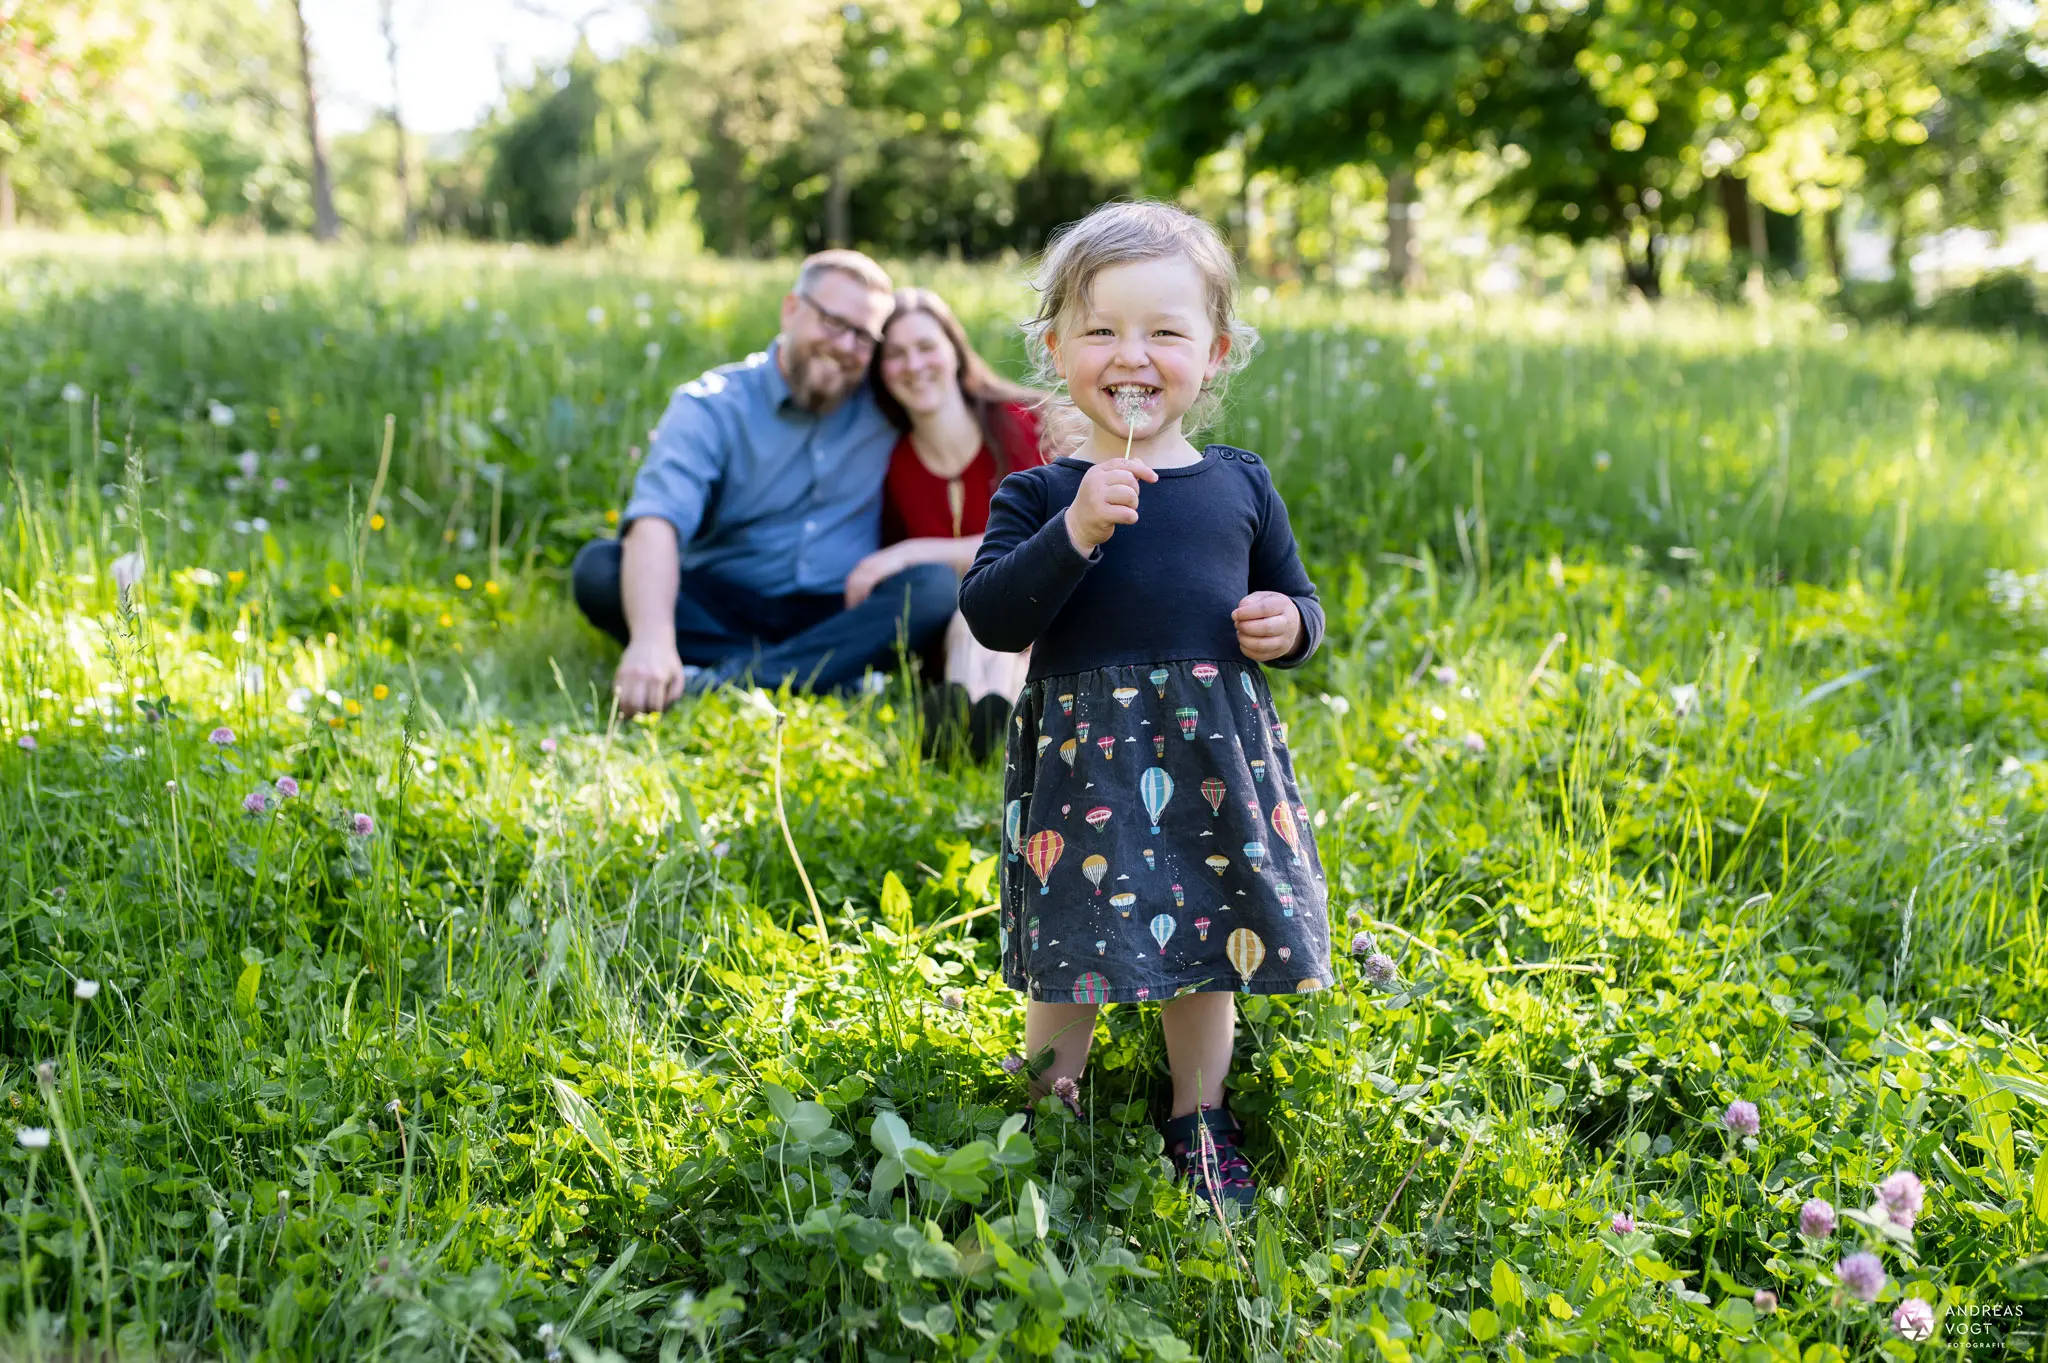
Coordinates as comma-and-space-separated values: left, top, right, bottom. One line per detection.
1092, 0, 1495, 290
287, 0, 338, 240
379, 0, 415, 243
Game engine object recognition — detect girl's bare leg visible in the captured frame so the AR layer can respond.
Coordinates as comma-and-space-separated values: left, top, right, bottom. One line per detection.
1023, 1000, 1100, 1100
1161, 990, 1236, 1118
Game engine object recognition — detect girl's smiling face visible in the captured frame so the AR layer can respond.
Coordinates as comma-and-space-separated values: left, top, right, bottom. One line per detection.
1048, 254, 1231, 444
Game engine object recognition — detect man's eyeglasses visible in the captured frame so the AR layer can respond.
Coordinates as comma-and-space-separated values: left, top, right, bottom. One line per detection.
796, 291, 883, 351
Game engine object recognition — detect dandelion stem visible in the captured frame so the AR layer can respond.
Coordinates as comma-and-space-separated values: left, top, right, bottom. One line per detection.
17, 1150, 39, 1363
769, 715, 829, 950
41, 1076, 111, 1352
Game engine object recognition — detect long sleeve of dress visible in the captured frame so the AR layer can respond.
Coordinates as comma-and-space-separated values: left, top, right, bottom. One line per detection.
959, 471, 1098, 653
1248, 469, 1325, 669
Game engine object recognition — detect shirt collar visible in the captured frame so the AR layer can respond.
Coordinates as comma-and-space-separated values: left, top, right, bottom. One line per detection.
762, 339, 804, 416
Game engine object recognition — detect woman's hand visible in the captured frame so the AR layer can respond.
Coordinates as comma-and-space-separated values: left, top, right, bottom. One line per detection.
1063, 458, 1158, 556
844, 545, 905, 609
1233, 592, 1303, 663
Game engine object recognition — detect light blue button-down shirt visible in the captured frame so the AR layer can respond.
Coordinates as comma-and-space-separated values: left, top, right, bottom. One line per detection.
621, 342, 898, 596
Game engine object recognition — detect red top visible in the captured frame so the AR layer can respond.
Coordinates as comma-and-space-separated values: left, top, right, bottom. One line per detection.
882, 402, 1044, 544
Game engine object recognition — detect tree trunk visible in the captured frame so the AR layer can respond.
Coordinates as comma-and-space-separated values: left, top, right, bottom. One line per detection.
1622, 231, 1663, 299
1717, 175, 1754, 257
379, 0, 414, 243
290, 0, 339, 241
1383, 165, 1417, 294
1822, 205, 1844, 284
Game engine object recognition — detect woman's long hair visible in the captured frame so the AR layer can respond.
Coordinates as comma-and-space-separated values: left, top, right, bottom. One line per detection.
872, 288, 1043, 477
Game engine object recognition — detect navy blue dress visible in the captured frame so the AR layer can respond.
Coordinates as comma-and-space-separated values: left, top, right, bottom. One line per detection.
959, 444, 1333, 1003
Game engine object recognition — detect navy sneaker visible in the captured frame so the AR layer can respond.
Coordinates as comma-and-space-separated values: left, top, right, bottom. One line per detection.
1162, 1105, 1257, 1215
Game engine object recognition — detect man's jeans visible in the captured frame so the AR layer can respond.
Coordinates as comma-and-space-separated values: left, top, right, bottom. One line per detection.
571, 540, 958, 695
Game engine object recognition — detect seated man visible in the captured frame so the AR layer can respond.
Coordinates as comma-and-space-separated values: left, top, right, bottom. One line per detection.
573, 249, 958, 714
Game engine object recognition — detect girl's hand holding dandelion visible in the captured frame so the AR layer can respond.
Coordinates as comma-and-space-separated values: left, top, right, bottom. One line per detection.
1063, 457, 1157, 555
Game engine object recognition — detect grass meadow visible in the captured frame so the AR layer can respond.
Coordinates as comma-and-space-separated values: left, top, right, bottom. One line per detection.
2, 236, 2047, 1361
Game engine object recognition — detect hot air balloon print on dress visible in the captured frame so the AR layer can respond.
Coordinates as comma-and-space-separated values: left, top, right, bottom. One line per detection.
1058, 693, 1074, 715
1177, 707, 1200, 740
1059, 739, 1077, 771
1076, 719, 1091, 743
1193, 663, 1219, 688
1096, 735, 1116, 761
1194, 915, 1212, 942
1171, 882, 1185, 908
1112, 686, 1138, 708
1135, 986, 1150, 1000
1205, 854, 1229, 876
1241, 672, 1258, 708
1226, 928, 1266, 989
1271, 801, 1303, 862
1110, 892, 1135, 918
1081, 853, 1108, 894
1005, 799, 1023, 861
1143, 847, 1155, 870
1244, 840, 1268, 873
1025, 830, 1064, 894
1150, 667, 1170, 698
1036, 734, 1053, 761
1153, 735, 1165, 759
1140, 766, 1174, 834
1250, 758, 1267, 783
1029, 917, 1041, 951
1084, 805, 1112, 834
1072, 971, 1110, 1004
1278, 946, 1291, 963
1276, 880, 1295, 917
1149, 913, 1177, 955
1201, 778, 1226, 816
1273, 721, 1289, 746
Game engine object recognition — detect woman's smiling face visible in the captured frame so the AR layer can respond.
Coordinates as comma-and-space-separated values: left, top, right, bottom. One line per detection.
1049, 254, 1230, 442
878, 309, 962, 418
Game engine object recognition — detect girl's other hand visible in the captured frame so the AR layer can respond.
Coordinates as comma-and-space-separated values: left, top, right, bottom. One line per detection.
1064, 457, 1158, 556
1232, 592, 1303, 662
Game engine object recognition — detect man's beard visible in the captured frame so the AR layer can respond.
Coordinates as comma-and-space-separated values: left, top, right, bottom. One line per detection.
784, 338, 864, 413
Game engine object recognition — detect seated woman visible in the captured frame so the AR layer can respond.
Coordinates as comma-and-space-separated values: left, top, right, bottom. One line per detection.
841, 287, 1043, 760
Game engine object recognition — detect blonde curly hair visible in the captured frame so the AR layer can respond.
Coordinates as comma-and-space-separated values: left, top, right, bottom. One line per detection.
1022, 200, 1260, 456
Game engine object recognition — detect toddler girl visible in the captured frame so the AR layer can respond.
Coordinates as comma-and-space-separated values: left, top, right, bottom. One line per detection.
959, 200, 1331, 1213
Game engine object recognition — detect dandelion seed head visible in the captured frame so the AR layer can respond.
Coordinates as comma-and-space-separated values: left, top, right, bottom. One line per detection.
61, 382, 85, 404
72, 978, 99, 1001
35, 1061, 55, 1088
208, 400, 235, 428
16, 1127, 50, 1149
